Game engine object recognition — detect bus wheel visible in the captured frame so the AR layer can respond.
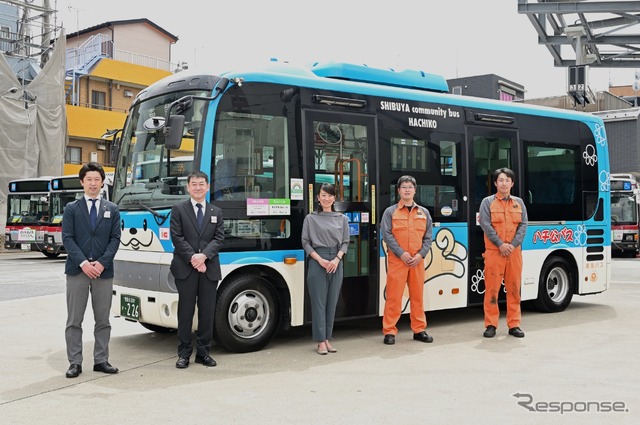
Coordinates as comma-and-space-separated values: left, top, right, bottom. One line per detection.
140, 322, 173, 333
43, 252, 60, 258
533, 256, 574, 313
214, 274, 278, 353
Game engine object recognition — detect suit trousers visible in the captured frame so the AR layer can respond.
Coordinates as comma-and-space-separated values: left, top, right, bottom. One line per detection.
65, 273, 113, 364
307, 247, 343, 342
176, 272, 217, 358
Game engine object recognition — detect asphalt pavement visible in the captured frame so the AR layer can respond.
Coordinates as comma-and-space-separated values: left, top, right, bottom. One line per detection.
0, 253, 639, 425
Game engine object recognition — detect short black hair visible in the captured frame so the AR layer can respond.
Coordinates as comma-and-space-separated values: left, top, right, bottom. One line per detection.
79, 162, 105, 182
187, 170, 209, 184
492, 167, 515, 183
396, 175, 417, 190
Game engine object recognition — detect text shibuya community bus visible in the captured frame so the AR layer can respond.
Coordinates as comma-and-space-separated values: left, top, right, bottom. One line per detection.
4, 177, 53, 257
110, 61, 611, 353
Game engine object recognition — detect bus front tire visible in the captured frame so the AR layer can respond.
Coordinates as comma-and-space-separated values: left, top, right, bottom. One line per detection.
532, 256, 574, 313
213, 274, 279, 353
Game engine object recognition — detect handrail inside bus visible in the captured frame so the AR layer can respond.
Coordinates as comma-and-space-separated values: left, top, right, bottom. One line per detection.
334, 157, 366, 202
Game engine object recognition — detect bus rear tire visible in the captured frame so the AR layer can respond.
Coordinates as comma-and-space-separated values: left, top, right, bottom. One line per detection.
43, 252, 60, 258
533, 256, 574, 313
213, 274, 279, 353
139, 322, 173, 333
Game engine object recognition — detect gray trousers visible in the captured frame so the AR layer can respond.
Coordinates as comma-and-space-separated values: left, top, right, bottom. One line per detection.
307, 247, 343, 342
65, 273, 113, 365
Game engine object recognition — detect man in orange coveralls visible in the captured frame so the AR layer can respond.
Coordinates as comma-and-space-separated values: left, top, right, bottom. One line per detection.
479, 167, 528, 338
381, 175, 433, 345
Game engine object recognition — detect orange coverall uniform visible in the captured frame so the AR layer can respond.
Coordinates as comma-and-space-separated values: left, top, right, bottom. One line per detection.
381, 201, 433, 335
479, 194, 528, 329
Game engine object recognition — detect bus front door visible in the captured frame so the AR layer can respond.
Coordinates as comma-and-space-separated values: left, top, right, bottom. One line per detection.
466, 126, 519, 306
303, 111, 379, 321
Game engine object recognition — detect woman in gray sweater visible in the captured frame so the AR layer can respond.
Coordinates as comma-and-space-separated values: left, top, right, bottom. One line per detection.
301, 183, 350, 355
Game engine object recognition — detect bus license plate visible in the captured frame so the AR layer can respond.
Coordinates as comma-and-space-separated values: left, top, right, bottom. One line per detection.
21, 243, 31, 251
120, 294, 140, 320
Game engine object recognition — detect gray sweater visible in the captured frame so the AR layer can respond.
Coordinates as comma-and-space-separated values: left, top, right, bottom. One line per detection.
301, 211, 350, 256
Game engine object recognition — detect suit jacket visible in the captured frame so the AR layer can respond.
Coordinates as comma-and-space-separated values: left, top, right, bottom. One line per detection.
170, 199, 224, 281
62, 197, 121, 278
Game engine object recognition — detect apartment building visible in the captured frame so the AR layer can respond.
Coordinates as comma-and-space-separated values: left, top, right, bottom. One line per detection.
64, 18, 178, 174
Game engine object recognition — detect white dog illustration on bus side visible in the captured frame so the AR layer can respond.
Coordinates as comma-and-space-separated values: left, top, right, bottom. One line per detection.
120, 218, 165, 252
382, 228, 467, 311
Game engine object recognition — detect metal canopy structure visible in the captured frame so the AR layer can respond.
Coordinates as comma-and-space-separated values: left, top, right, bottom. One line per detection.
518, 0, 640, 67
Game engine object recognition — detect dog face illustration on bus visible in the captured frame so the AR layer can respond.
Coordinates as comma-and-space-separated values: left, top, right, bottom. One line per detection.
120, 218, 166, 252
382, 227, 468, 311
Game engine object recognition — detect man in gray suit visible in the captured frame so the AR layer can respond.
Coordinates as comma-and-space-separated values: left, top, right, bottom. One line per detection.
171, 171, 224, 369
63, 162, 121, 378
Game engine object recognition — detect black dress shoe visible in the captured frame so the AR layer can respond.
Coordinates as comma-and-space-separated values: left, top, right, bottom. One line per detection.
175, 357, 190, 369
195, 355, 217, 367
413, 331, 434, 343
483, 325, 497, 338
93, 362, 118, 374
383, 334, 395, 345
66, 364, 82, 378
508, 327, 525, 338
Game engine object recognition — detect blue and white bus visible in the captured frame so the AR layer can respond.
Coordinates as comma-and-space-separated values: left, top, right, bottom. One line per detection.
110, 61, 611, 352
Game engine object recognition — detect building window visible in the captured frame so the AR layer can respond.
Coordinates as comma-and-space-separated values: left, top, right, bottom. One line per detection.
452, 86, 462, 95
66, 146, 82, 164
1, 26, 11, 51
499, 91, 515, 101
91, 90, 106, 110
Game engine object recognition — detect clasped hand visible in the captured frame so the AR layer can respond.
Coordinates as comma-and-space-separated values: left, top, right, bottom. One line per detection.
82, 261, 104, 280
322, 257, 340, 274
191, 253, 208, 273
499, 243, 515, 256
401, 252, 422, 268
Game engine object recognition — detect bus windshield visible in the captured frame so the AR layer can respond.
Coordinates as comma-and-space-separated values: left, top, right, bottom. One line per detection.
49, 191, 84, 223
112, 90, 207, 210
611, 194, 638, 224
7, 194, 49, 225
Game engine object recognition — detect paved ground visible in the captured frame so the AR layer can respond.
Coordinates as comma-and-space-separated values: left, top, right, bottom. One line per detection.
0, 254, 638, 424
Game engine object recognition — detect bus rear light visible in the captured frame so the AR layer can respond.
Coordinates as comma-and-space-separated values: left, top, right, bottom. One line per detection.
283, 257, 297, 265
451, 288, 460, 294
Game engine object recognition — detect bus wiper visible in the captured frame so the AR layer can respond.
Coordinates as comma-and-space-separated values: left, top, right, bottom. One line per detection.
116, 190, 147, 205
139, 203, 169, 226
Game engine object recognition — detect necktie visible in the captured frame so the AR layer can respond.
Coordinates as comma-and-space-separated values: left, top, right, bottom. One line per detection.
196, 203, 204, 229
90, 199, 98, 229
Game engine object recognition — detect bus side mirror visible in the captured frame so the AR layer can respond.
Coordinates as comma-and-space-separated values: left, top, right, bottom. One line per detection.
164, 115, 185, 150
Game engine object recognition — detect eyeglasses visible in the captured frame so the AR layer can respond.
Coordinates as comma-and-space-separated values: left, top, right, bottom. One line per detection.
399, 186, 415, 190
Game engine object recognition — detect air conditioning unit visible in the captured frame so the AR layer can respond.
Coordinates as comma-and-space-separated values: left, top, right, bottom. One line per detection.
96, 141, 106, 151
124, 90, 133, 98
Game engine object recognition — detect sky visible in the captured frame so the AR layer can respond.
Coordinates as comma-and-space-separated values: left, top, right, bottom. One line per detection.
51, 0, 638, 99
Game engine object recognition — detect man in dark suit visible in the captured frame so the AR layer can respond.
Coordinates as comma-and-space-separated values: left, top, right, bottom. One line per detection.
171, 170, 224, 368
63, 162, 121, 378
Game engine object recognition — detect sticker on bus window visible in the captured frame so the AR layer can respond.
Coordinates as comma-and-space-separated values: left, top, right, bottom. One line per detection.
291, 178, 303, 200
441, 206, 453, 217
